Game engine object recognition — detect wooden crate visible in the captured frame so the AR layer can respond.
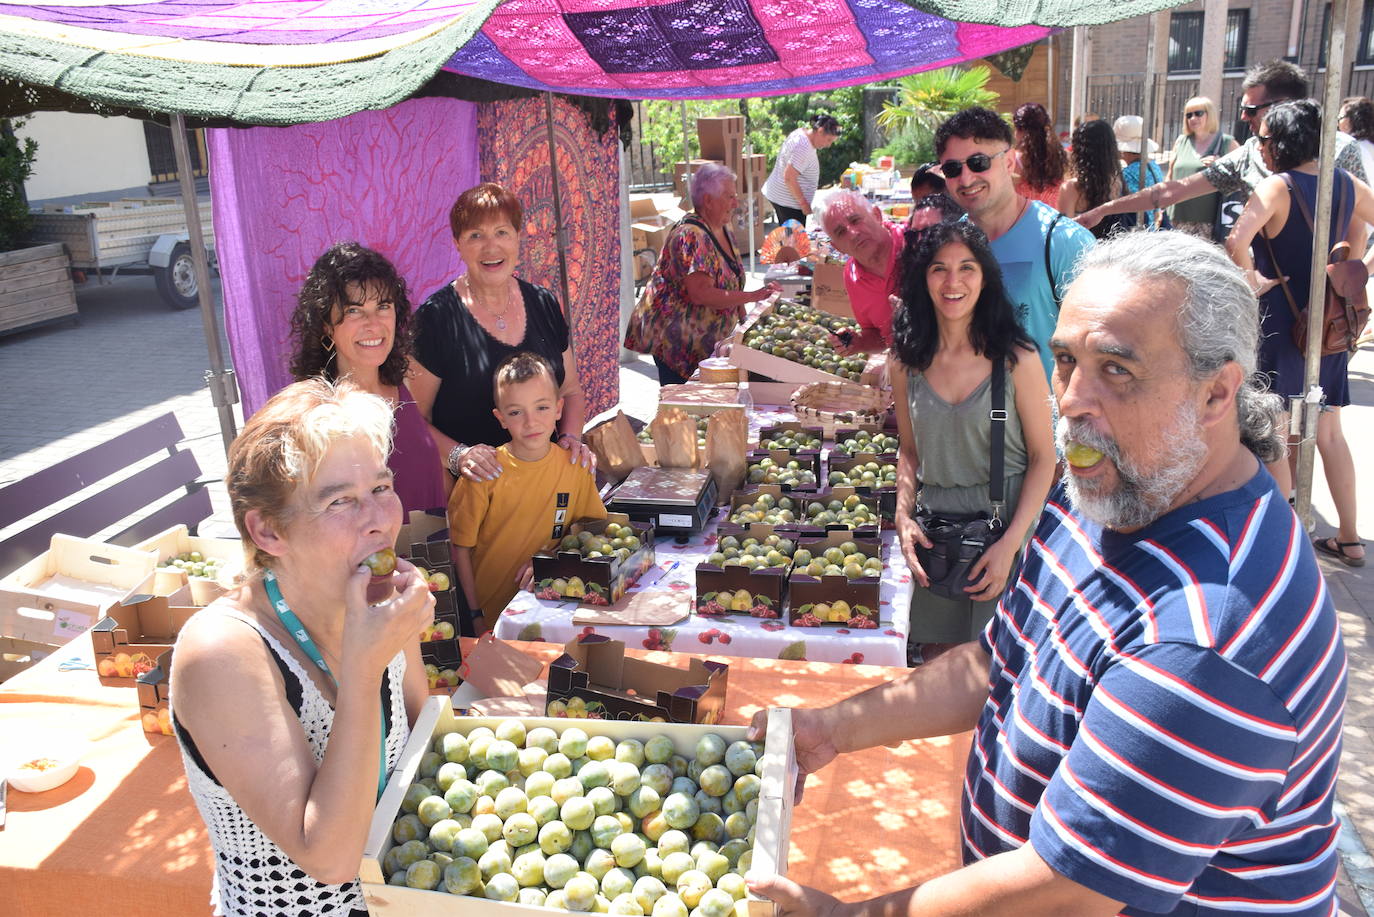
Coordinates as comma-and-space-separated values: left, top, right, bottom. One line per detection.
360, 701, 795, 917
731, 300, 885, 386
0, 635, 57, 683
29, 198, 213, 270
0, 243, 78, 336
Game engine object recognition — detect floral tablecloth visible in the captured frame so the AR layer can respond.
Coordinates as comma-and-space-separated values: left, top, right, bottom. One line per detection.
494, 513, 913, 666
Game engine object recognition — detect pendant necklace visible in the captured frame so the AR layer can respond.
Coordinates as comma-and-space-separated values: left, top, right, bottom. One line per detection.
464, 276, 512, 331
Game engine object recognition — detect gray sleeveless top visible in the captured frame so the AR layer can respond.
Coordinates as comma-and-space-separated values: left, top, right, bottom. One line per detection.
907, 365, 1029, 517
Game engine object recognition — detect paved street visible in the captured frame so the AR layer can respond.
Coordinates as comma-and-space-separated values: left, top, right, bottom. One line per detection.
1, 272, 1372, 912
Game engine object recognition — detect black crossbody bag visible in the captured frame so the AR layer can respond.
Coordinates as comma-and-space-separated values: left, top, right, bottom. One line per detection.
912, 361, 1008, 600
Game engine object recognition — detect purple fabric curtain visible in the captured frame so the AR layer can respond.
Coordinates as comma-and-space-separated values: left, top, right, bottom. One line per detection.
207, 97, 480, 418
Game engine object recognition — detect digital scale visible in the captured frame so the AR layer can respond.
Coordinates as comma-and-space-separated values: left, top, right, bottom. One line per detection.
607, 466, 718, 535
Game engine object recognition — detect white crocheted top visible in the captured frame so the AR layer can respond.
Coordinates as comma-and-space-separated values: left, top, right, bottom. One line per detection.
170, 611, 409, 917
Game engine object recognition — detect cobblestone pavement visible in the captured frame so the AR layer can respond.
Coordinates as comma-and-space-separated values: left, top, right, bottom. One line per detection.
1, 273, 1371, 913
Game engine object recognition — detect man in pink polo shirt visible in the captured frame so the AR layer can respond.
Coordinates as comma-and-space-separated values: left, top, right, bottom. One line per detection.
819, 190, 906, 355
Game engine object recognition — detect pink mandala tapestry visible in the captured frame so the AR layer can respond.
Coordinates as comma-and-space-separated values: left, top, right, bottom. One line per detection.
477, 96, 621, 418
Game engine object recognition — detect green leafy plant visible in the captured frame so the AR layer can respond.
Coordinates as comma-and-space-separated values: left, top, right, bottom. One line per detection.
875, 66, 1000, 164
0, 119, 36, 252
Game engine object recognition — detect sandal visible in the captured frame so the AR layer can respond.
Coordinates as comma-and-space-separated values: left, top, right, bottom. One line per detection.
1314, 537, 1366, 567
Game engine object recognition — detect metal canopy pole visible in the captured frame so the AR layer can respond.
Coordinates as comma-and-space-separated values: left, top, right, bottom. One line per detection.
1136, 20, 1159, 228
681, 102, 692, 204
543, 92, 573, 318
171, 113, 238, 454
1293, 0, 1356, 526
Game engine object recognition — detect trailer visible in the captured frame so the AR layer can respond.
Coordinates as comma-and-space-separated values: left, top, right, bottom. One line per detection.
27, 197, 216, 310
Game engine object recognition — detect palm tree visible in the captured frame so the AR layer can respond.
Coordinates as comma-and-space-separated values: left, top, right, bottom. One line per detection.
875, 66, 1000, 160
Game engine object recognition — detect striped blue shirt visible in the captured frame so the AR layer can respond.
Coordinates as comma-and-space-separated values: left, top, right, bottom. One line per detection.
967, 471, 1346, 915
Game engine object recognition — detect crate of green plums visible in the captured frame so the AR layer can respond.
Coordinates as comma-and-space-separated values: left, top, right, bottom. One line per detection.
360, 702, 796, 917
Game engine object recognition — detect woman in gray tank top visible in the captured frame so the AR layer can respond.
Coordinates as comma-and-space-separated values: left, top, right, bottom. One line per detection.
890, 221, 1057, 662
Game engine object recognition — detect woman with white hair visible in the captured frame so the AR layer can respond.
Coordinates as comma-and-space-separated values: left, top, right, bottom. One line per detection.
625, 162, 780, 384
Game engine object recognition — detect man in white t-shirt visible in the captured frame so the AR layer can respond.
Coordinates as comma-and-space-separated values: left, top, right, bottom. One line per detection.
934, 107, 1095, 380
762, 114, 840, 227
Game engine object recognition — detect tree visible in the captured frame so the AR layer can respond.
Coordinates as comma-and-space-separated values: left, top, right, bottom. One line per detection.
0, 119, 36, 252
874, 66, 999, 166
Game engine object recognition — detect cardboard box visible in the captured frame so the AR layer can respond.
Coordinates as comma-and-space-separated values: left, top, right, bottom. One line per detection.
631, 213, 675, 255
736, 154, 769, 195
0, 535, 158, 646
136, 647, 174, 735
133, 524, 243, 606
745, 449, 821, 492
92, 591, 197, 681
360, 700, 795, 917
673, 158, 719, 197
788, 530, 883, 628
731, 300, 884, 386
695, 522, 794, 618
794, 486, 882, 535
548, 633, 729, 724
810, 262, 853, 318
396, 511, 462, 621
531, 514, 656, 606
0, 635, 54, 683
697, 116, 744, 164
629, 195, 660, 219
421, 639, 463, 692
827, 452, 899, 519
756, 423, 824, 454
657, 382, 749, 411
830, 424, 894, 456
726, 483, 807, 529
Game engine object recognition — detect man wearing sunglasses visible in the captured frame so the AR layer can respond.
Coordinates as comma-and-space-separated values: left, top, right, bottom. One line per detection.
934, 107, 1095, 380
1077, 59, 1367, 236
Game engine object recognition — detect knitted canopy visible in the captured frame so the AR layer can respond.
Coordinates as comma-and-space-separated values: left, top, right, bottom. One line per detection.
0, 0, 1186, 124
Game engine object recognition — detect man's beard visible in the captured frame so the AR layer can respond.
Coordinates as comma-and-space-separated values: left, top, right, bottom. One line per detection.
1055, 401, 1207, 531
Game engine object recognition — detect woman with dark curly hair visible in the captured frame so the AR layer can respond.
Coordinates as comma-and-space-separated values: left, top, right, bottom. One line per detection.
289, 241, 447, 514
1057, 119, 1130, 239
890, 220, 1055, 662
1227, 100, 1374, 566
1009, 102, 1066, 208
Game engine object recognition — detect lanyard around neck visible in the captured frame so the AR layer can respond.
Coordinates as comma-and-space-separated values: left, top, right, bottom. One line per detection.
262, 568, 388, 801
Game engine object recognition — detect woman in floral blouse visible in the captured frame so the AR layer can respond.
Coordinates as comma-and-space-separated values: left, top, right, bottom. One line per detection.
624, 162, 779, 384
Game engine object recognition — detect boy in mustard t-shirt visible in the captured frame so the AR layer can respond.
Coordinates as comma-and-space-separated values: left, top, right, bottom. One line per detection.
449, 352, 605, 633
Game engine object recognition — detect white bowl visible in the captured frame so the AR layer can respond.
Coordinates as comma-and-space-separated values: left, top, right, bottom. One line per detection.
7, 747, 81, 793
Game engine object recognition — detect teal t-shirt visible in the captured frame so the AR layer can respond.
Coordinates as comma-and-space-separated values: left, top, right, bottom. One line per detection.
987, 201, 1096, 380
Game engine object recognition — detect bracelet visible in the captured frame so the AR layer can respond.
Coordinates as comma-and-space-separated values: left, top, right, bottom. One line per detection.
446, 443, 467, 477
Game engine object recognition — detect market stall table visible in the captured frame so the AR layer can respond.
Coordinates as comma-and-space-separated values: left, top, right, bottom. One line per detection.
495, 515, 913, 665
0, 632, 963, 916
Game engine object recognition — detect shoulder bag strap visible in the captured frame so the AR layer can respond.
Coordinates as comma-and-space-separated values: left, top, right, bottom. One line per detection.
988, 359, 1006, 519
1258, 177, 1304, 326
1044, 211, 1063, 310
680, 215, 744, 280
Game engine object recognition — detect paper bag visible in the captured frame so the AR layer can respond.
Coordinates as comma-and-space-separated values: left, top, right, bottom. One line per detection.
586, 412, 646, 483
650, 407, 698, 468
705, 407, 748, 498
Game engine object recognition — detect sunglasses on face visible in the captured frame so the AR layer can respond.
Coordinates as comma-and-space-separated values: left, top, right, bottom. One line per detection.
1240, 98, 1287, 116
939, 149, 1007, 178
1185, 110, 1206, 119
1256, 134, 1273, 145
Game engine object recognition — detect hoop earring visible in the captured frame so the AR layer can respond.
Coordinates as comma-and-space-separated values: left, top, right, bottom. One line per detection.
322, 335, 336, 356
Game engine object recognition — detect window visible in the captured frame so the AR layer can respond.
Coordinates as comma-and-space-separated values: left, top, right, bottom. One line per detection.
1168, 9, 1249, 73
1318, 2, 1374, 67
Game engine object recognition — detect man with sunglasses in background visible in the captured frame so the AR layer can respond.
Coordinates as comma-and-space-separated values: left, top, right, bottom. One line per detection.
935, 107, 1095, 380
1077, 59, 1367, 236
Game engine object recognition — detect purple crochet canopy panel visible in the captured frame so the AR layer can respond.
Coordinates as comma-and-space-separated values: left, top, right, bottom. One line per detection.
445, 0, 1052, 99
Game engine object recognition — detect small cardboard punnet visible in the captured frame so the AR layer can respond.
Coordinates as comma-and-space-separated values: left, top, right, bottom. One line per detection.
531, 513, 656, 606
788, 530, 883, 628
92, 590, 197, 682
755, 423, 825, 454
547, 633, 729, 725
695, 522, 793, 618
136, 647, 174, 735
745, 449, 821, 492
827, 452, 899, 518
0, 534, 157, 647
393, 510, 462, 671
793, 486, 883, 535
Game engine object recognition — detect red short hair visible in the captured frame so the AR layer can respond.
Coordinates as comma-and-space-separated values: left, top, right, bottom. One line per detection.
449, 182, 524, 239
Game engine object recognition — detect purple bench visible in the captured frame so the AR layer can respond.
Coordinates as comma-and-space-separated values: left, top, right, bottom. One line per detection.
0, 413, 213, 577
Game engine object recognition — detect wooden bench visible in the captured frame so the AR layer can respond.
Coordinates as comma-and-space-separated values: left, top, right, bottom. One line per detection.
0, 412, 214, 578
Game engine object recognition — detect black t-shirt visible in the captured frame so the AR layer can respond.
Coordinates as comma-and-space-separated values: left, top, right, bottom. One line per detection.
412, 278, 569, 448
